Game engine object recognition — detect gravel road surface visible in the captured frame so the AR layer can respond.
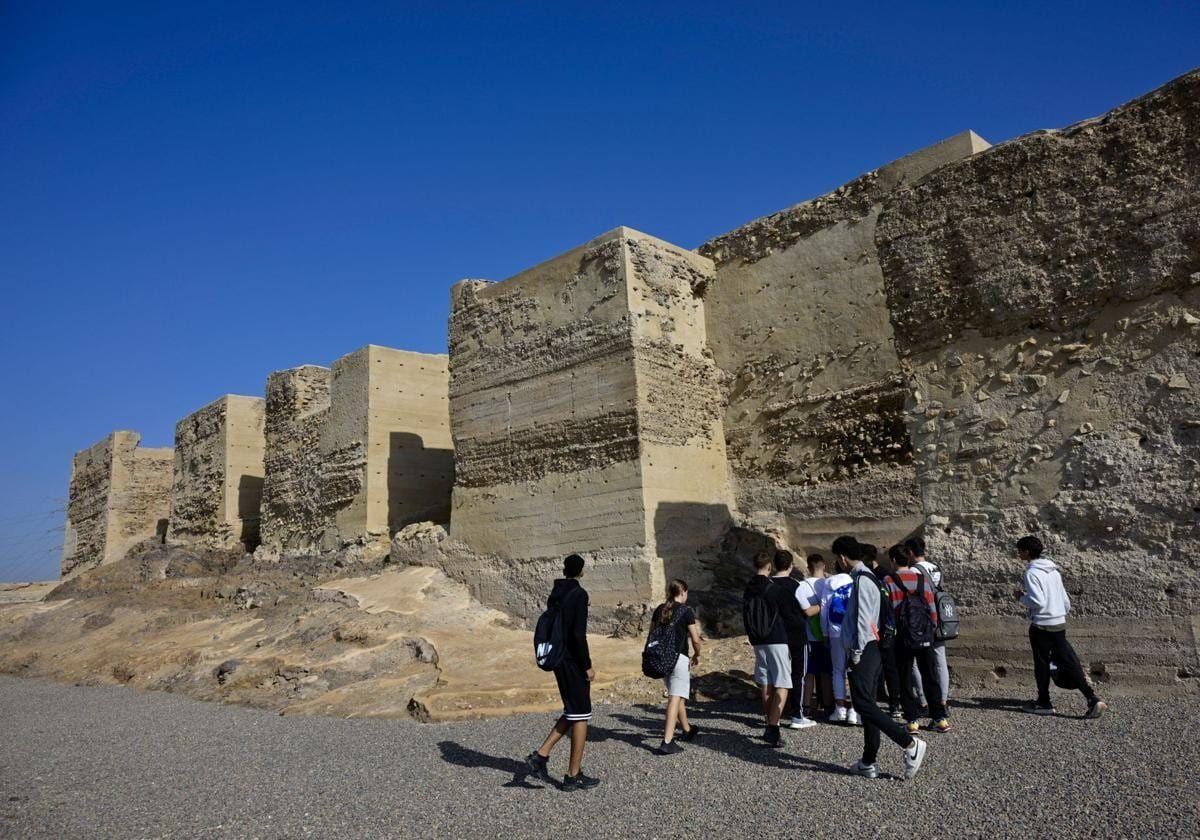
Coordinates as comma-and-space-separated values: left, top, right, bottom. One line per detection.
1, 675, 1195, 838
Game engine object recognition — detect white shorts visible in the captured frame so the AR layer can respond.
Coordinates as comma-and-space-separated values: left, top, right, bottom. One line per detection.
753, 644, 793, 690
663, 653, 690, 698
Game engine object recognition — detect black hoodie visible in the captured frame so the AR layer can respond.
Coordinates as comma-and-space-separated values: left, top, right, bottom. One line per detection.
548, 578, 591, 670
744, 574, 789, 646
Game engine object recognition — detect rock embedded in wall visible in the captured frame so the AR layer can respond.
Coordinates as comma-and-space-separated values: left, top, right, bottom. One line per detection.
697, 131, 991, 555
876, 68, 1200, 685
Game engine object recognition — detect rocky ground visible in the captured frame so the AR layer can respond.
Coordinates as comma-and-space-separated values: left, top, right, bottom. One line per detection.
1, 674, 1195, 838
0, 544, 761, 721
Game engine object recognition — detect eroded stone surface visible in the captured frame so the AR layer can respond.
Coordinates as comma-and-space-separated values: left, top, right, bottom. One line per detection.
169, 395, 266, 551
258, 347, 453, 557
876, 69, 1200, 684
698, 131, 991, 555
448, 228, 732, 627
61, 431, 173, 579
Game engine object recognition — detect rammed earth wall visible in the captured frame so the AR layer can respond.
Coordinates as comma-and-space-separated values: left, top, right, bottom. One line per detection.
876, 68, 1200, 685
697, 131, 991, 556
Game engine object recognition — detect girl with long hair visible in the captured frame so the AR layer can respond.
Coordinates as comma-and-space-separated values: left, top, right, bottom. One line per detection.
653, 578, 702, 754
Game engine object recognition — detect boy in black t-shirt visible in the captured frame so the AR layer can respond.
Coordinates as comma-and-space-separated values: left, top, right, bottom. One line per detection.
772, 550, 817, 730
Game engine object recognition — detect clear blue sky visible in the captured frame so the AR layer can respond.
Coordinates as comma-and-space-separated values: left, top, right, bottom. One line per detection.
2, 2, 1197, 581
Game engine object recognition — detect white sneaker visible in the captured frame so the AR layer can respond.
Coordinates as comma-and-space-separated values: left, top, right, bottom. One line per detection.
786, 715, 817, 729
829, 706, 848, 723
849, 760, 878, 779
903, 738, 928, 780
847, 707, 861, 726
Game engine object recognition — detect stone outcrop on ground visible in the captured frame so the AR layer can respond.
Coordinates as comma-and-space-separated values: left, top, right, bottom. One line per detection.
875, 68, 1200, 685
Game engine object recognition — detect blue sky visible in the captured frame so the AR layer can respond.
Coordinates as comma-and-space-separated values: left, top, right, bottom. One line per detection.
2, 2, 1197, 581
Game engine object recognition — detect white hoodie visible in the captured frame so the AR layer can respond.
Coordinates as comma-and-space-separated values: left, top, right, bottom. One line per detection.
1019, 558, 1072, 626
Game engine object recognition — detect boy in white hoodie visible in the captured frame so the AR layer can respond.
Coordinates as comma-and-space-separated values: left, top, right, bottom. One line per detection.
1014, 536, 1107, 718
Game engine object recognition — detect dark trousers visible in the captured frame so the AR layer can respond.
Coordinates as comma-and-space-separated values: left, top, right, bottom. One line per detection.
848, 642, 913, 764
1029, 625, 1095, 705
896, 643, 947, 721
783, 641, 806, 717
878, 638, 901, 707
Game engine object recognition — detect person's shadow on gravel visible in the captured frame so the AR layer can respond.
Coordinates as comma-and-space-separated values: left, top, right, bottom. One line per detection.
950, 696, 1026, 713
436, 741, 546, 789
609, 712, 850, 777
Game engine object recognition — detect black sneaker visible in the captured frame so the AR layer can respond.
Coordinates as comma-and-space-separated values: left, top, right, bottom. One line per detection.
1085, 698, 1108, 719
763, 725, 785, 749
657, 740, 683, 755
1022, 700, 1056, 716
562, 772, 601, 791
679, 725, 699, 742
524, 752, 552, 784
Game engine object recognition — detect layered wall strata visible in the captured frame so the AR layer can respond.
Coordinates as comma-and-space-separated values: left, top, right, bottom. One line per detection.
697, 131, 990, 555
259, 366, 333, 552
61, 431, 173, 578
876, 69, 1200, 684
259, 348, 453, 556
168, 395, 266, 551
448, 227, 732, 625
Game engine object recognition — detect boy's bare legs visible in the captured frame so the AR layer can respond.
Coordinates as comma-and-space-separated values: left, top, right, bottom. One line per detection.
536, 716, 569, 758
567, 722, 588, 776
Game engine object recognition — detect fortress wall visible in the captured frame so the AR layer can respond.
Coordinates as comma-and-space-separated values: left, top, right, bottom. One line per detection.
697, 131, 990, 556
62, 431, 172, 579
169, 395, 266, 551
876, 69, 1200, 685
365, 346, 453, 533
259, 366, 332, 553
446, 227, 729, 625
259, 348, 453, 556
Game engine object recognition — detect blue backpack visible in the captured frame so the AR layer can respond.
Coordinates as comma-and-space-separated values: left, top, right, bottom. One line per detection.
827, 582, 854, 627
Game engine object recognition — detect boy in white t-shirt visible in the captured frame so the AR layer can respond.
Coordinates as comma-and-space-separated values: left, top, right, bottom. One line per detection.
797, 554, 834, 720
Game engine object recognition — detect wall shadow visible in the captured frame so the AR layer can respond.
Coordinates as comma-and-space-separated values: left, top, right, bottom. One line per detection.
653, 501, 775, 637
237, 474, 264, 552
387, 432, 454, 534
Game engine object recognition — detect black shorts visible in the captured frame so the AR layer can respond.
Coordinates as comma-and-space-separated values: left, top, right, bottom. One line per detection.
554, 657, 592, 722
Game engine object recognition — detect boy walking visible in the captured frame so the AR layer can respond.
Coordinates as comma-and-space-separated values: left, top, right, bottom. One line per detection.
772, 550, 817, 730
839, 538, 928, 780
1014, 536, 1108, 719
526, 554, 601, 790
744, 550, 792, 747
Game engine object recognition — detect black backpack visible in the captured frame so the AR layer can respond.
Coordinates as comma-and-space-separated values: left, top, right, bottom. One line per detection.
533, 589, 577, 671
642, 605, 686, 678
743, 579, 779, 640
894, 572, 936, 648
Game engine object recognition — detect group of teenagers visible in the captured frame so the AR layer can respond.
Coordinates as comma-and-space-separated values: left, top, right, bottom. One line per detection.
523, 534, 1108, 790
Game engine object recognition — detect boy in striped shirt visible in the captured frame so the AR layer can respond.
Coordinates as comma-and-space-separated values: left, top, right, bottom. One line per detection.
885, 551, 951, 734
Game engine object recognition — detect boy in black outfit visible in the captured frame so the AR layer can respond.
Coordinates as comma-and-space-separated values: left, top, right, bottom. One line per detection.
525, 554, 600, 790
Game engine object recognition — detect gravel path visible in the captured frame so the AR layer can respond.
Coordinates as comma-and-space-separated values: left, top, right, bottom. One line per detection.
0, 675, 1195, 838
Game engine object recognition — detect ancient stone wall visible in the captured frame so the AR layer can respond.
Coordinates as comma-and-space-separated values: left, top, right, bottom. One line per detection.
697, 131, 991, 556
876, 69, 1200, 685
168, 395, 266, 551
259, 347, 453, 557
447, 227, 731, 626
61, 431, 172, 578
259, 366, 333, 553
